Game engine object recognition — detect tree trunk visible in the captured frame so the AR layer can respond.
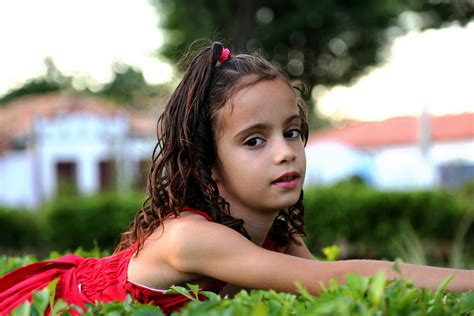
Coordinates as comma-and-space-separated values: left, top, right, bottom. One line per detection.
232, 0, 261, 52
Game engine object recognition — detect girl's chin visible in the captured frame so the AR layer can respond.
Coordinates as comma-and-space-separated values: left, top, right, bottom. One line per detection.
269, 196, 302, 211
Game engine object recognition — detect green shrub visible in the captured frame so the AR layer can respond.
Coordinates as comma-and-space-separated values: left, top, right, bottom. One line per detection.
42, 193, 143, 252
0, 254, 37, 276
0, 206, 41, 250
303, 183, 473, 263
0, 185, 471, 265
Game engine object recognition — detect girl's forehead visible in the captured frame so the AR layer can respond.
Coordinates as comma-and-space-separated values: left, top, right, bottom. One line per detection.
231, 79, 295, 110
225, 78, 294, 112
214, 79, 298, 136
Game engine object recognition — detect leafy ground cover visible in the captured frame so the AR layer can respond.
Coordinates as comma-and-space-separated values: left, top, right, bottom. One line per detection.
2, 254, 473, 316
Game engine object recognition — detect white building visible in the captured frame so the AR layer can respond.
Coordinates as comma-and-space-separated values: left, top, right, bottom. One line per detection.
305, 113, 474, 190
0, 93, 158, 209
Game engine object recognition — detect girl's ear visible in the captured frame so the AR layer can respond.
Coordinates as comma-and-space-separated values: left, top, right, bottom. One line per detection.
211, 164, 220, 183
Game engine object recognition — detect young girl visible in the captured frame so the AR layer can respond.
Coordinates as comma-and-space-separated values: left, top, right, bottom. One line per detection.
0, 42, 472, 315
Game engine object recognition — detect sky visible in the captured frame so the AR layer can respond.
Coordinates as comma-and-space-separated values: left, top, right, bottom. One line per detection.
315, 20, 474, 121
0, 0, 473, 121
0, 0, 172, 93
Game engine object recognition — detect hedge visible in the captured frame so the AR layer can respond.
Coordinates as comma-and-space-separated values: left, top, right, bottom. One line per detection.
0, 185, 472, 264
41, 193, 142, 251
0, 206, 41, 251
303, 183, 473, 262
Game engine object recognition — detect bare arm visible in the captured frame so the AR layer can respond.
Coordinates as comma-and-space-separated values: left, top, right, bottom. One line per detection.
332, 259, 473, 292
167, 220, 474, 294
222, 235, 314, 296
284, 235, 315, 260
283, 236, 474, 291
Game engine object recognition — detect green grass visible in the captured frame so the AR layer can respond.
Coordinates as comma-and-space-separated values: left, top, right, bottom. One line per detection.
3, 254, 473, 316
8, 274, 474, 316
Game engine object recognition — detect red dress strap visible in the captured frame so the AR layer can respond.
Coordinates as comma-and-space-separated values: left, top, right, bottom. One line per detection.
164, 207, 214, 222
181, 207, 213, 221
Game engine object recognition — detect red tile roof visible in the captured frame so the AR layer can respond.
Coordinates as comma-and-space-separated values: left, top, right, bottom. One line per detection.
0, 93, 158, 153
308, 112, 474, 148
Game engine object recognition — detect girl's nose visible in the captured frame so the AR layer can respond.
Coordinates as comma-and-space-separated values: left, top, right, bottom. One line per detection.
274, 139, 296, 164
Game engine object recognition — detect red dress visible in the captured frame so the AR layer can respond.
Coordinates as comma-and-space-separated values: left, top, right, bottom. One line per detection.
0, 208, 279, 315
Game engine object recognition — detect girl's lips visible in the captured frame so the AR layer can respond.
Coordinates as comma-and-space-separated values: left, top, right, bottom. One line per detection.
272, 178, 299, 189
271, 172, 300, 189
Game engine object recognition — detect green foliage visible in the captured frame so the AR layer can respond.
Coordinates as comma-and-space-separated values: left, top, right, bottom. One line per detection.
96, 63, 163, 108
156, 0, 474, 89
42, 193, 143, 252
0, 206, 41, 250
8, 278, 71, 316
0, 246, 109, 278
317, 245, 341, 261
0, 58, 66, 106
0, 194, 143, 254
155, 0, 474, 131
2, 248, 473, 315
303, 184, 473, 264
48, 243, 111, 260
0, 186, 472, 265
0, 79, 62, 106
8, 272, 474, 315
0, 254, 37, 276
391, 221, 427, 265
0, 58, 167, 109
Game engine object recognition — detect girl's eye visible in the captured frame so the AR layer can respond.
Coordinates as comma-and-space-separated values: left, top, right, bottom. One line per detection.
284, 129, 302, 139
244, 137, 264, 147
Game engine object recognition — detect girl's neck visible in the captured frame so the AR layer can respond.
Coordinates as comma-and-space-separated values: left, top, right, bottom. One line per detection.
231, 207, 279, 246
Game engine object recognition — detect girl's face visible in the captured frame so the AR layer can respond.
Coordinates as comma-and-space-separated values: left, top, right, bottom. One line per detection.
212, 78, 306, 214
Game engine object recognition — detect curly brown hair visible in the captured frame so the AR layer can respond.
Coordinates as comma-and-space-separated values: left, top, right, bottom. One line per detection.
115, 42, 309, 253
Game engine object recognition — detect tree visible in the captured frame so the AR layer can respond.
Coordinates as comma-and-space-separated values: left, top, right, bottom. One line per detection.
0, 58, 64, 106
97, 63, 157, 108
154, 0, 473, 129
156, 0, 473, 87
94, 63, 174, 109
0, 59, 167, 109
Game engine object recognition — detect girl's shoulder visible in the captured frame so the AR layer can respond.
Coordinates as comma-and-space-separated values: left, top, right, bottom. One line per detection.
143, 208, 229, 259
128, 208, 225, 290
159, 208, 218, 239
143, 209, 246, 266
158, 209, 231, 244
146, 207, 217, 246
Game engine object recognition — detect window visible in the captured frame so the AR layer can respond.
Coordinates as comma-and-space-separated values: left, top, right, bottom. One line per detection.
56, 161, 77, 196
135, 159, 151, 190
439, 162, 474, 189
99, 160, 116, 192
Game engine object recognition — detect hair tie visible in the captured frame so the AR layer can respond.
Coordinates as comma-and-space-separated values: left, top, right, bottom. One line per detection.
217, 48, 231, 66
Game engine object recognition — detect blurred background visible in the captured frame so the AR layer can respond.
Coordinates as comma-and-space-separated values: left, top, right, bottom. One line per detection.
0, 0, 472, 267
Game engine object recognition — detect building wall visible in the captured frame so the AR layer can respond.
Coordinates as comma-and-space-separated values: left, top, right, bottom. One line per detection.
0, 112, 155, 209
0, 151, 37, 208
34, 113, 128, 200
305, 138, 474, 190
429, 139, 474, 165
369, 138, 474, 189
372, 145, 438, 189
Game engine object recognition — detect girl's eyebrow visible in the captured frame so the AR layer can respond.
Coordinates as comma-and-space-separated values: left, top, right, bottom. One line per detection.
233, 114, 301, 140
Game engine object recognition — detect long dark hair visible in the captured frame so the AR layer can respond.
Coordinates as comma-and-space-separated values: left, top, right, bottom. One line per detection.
115, 42, 309, 253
